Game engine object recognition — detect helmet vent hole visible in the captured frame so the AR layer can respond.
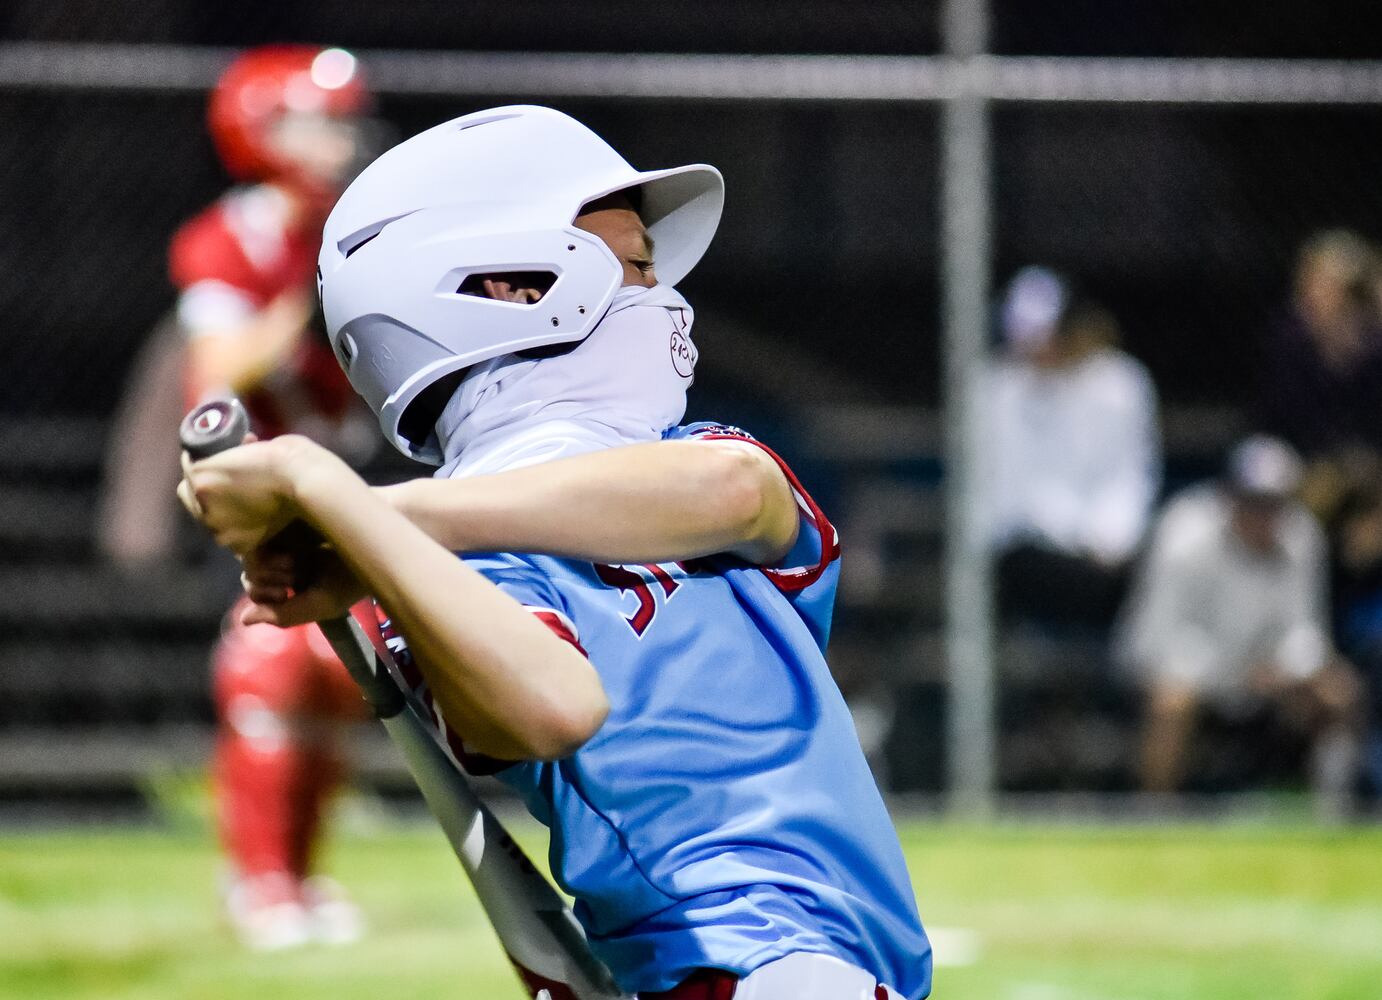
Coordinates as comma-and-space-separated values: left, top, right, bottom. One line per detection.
336, 333, 356, 368
550, 317, 559, 326
455, 112, 521, 132
456, 271, 558, 301
335, 211, 417, 261
567, 244, 575, 251
342, 231, 379, 258
578, 306, 586, 314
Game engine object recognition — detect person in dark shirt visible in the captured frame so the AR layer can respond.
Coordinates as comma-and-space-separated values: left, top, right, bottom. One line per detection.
1259, 230, 1382, 460
1329, 469, 1382, 799
1259, 231, 1382, 805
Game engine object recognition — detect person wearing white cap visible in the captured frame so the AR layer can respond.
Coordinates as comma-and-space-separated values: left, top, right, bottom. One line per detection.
1117, 436, 1363, 814
181, 106, 931, 998
985, 267, 1161, 625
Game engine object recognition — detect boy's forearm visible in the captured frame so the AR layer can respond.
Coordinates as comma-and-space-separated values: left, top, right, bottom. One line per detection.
381, 440, 798, 565
293, 457, 606, 761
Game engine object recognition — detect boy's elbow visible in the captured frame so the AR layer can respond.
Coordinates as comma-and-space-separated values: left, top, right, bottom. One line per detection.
519, 654, 609, 760
717, 445, 798, 564
527, 688, 609, 761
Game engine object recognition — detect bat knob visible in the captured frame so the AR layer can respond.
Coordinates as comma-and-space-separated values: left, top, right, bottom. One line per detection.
180, 398, 250, 461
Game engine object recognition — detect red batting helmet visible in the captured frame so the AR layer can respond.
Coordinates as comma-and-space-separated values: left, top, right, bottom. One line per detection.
208, 45, 369, 187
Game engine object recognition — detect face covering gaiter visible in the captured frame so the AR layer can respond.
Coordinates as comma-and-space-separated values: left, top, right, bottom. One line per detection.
434, 284, 698, 479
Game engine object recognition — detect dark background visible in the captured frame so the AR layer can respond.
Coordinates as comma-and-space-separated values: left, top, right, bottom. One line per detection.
3, 2, 1382, 420
7, 0, 1382, 57
1, 2, 1380, 804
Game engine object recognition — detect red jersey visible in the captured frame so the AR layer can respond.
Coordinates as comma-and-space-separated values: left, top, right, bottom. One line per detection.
169, 185, 354, 439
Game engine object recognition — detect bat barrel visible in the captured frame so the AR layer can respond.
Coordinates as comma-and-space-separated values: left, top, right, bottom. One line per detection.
317, 617, 407, 719
321, 616, 629, 1000
379, 704, 630, 1000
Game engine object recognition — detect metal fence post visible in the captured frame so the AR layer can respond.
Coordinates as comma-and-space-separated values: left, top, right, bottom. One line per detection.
941, 0, 997, 817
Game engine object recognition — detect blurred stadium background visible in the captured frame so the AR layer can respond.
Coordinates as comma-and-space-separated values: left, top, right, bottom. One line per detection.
3, 2, 1382, 997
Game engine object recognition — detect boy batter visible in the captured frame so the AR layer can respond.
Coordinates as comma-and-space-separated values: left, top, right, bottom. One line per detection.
182, 106, 931, 998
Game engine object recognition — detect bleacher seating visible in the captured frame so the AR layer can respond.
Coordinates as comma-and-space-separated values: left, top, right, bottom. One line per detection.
0, 402, 1247, 806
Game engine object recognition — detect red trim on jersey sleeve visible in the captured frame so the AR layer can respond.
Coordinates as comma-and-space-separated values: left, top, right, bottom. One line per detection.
447, 606, 584, 774
526, 607, 587, 656
691, 428, 842, 593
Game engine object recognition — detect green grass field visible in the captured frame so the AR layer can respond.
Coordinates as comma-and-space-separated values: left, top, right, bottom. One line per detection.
2, 814, 1380, 999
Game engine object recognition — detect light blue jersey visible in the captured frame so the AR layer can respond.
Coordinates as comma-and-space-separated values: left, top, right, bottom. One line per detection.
385, 423, 931, 997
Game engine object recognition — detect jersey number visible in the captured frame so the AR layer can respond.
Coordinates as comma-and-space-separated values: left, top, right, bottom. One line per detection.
594, 563, 681, 636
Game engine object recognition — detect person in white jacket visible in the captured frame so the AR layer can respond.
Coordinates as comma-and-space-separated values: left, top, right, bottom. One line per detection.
986, 267, 1161, 626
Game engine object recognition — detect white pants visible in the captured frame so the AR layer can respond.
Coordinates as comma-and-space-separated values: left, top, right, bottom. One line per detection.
539, 952, 905, 1000
731, 952, 902, 1000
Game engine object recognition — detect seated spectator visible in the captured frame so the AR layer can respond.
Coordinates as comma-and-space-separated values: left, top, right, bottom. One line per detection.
1118, 437, 1363, 816
1259, 230, 1382, 499
1330, 469, 1382, 799
985, 266, 1161, 626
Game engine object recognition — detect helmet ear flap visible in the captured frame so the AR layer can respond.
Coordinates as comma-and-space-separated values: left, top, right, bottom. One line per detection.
397, 367, 469, 455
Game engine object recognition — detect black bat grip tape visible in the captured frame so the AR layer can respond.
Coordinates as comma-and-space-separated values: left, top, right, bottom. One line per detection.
180, 398, 250, 461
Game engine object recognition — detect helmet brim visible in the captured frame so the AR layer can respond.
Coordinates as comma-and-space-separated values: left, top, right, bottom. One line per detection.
589, 163, 723, 287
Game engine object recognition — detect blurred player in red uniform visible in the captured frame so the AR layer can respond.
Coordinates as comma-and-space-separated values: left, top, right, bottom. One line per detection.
172, 45, 381, 950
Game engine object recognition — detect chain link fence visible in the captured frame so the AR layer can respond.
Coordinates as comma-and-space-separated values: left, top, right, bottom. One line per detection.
976, 102, 1382, 796
1, 12, 1381, 811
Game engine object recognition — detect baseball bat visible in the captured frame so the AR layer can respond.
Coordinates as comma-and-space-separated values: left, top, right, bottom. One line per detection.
180, 398, 630, 1000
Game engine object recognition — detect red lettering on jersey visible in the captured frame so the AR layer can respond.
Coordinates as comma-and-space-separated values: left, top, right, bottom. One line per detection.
594, 563, 658, 635
593, 563, 687, 635
646, 563, 680, 597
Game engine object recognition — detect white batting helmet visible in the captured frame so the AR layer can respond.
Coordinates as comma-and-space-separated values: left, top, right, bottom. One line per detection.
318, 104, 724, 463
